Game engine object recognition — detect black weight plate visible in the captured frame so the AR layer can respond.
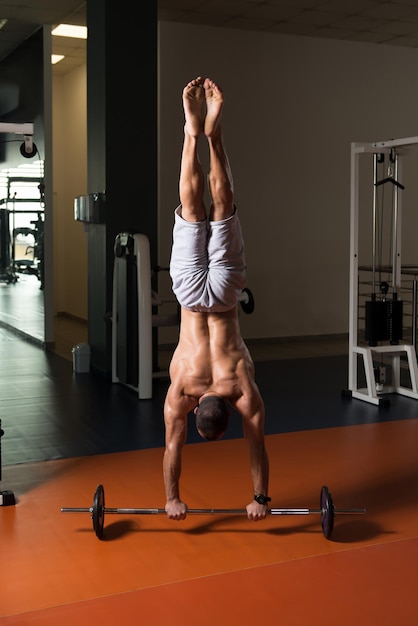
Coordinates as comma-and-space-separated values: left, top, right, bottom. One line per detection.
92, 484, 105, 539
320, 485, 334, 539
240, 288, 255, 314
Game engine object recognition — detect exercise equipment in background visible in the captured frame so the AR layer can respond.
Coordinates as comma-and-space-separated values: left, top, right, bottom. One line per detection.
0, 206, 16, 284
0, 420, 16, 507
346, 136, 418, 406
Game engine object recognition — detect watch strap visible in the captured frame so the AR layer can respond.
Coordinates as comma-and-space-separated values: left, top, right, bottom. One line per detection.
254, 494, 271, 505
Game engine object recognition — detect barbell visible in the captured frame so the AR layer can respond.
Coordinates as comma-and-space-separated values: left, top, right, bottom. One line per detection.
61, 484, 365, 540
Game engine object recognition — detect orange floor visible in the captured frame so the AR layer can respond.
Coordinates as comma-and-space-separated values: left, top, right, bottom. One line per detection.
1, 419, 418, 624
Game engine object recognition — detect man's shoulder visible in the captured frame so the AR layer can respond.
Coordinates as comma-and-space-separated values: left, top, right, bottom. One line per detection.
165, 383, 197, 413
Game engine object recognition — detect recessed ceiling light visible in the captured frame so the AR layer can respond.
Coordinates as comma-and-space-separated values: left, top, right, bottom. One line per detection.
51, 54, 65, 65
51, 24, 87, 39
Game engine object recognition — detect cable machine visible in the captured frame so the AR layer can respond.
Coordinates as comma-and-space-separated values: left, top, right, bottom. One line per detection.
0, 122, 39, 285
111, 232, 179, 400
346, 136, 418, 406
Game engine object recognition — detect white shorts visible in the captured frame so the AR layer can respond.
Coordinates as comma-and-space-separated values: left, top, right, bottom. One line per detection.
169, 205, 247, 312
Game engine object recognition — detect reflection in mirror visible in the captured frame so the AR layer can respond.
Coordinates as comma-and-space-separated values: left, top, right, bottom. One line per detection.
0, 160, 45, 342
0, 27, 45, 344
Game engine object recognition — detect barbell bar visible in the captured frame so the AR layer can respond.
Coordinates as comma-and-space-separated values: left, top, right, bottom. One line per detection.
61, 484, 366, 540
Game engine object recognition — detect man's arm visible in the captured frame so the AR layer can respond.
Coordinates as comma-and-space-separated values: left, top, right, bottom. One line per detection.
163, 386, 193, 519
236, 390, 270, 521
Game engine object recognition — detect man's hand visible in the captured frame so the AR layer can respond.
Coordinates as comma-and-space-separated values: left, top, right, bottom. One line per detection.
246, 500, 269, 521
165, 498, 188, 520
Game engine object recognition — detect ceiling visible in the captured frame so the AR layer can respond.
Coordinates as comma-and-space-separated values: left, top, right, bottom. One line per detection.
0, 0, 87, 75
1, 0, 418, 76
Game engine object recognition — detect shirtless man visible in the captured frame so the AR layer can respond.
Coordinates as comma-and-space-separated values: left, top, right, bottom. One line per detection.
163, 76, 269, 521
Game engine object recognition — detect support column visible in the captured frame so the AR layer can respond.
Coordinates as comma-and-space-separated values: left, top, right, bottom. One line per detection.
86, 0, 158, 376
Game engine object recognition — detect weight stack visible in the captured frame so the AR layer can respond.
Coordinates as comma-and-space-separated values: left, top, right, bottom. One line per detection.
112, 233, 153, 399
113, 233, 139, 387
0, 419, 16, 506
365, 299, 403, 346
0, 208, 11, 273
0, 418, 2, 481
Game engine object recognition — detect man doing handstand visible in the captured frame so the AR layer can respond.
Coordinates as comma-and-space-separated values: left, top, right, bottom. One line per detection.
164, 76, 270, 522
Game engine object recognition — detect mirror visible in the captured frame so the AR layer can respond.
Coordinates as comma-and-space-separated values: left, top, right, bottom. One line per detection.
0, 163, 45, 340
0, 28, 46, 344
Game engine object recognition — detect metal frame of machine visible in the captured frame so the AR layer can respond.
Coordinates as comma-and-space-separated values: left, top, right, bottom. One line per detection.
348, 136, 418, 406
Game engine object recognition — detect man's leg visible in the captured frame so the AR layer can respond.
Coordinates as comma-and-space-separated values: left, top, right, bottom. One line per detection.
170, 78, 211, 311
202, 78, 247, 308
179, 76, 206, 222
204, 78, 234, 222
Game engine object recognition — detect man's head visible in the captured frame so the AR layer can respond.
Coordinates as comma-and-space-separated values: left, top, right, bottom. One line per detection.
195, 395, 230, 441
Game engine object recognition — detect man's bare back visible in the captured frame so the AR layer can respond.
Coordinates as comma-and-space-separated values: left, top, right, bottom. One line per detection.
168, 306, 255, 409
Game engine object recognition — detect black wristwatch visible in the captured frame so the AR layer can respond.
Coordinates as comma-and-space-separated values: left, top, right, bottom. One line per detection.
254, 494, 271, 505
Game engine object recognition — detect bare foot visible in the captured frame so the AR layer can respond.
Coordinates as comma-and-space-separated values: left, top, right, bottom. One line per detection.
183, 76, 204, 136
203, 78, 224, 137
